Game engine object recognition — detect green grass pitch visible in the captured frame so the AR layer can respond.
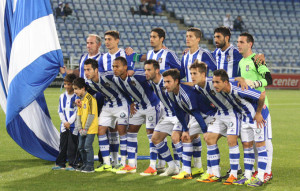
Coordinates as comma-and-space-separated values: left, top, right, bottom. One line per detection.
0, 88, 300, 191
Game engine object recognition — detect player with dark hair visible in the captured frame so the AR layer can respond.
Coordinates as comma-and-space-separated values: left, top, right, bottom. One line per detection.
189, 61, 246, 184
212, 69, 269, 187
237, 32, 273, 183
162, 69, 217, 179
144, 59, 181, 176
112, 57, 161, 176
83, 59, 132, 173
182, 27, 217, 81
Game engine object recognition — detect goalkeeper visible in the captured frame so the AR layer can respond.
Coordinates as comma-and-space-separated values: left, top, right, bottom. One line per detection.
236, 32, 273, 183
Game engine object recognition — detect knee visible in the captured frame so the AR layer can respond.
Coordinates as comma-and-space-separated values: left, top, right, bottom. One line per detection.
242, 141, 253, 148
146, 129, 154, 135
171, 134, 180, 144
151, 135, 159, 145
227, 136, 238, 147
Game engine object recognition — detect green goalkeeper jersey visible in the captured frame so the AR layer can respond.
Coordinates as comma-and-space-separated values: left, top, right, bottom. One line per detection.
239, 53, 270, 107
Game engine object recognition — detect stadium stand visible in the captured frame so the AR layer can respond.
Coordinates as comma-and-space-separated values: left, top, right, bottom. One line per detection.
51, 0, 300, 74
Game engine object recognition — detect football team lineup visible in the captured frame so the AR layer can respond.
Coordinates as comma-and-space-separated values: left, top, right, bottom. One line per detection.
52, 28, 274, 188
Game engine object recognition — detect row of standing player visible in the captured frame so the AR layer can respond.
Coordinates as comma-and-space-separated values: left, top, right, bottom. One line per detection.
57, 26, 272, 187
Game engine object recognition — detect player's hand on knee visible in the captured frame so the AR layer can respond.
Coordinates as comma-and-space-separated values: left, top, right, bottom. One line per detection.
254, 113, 266, 128
181, 131, 190, 142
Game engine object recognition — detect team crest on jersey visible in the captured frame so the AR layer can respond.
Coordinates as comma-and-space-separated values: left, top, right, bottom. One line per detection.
210, 103, 216, 108
148, 116, 153, 121
120, 112, 126, 118
83, 104, 86, 109
255, 128, 261, 134
130, 80, 136, 86
161, 86, 166, 91
209, 118, 216, 125
158, 58, 163, 63
235, 98, 241, 104
227, 55, 231, 62
104, 82, 110, 87
246, 65, 249, 71
210, 90, 216, 96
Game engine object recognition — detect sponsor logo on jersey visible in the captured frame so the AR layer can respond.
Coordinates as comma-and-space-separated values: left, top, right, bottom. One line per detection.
235, 98, 241, 104
246, 65, 249, 71
130, 80, 136, 86
83, 104, 86, 109
148, 116, 153, 121
120, 112, 126, 118
210, 90, 216, 96
227, 55, 231, 62
255, 128, 261, 134
209, 118, 216, 125
158, 58, 163, 63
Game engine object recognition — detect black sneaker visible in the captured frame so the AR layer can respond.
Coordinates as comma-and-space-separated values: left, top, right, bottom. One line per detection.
76, 164, 86, 172
81, 166, 95, 173
221, 168, 243, 179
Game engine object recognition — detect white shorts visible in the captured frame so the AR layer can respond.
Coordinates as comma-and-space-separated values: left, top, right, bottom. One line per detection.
154, 115, 182, 135
129, 104, 160, 129
99, 105, 129, 128
207, 111, 241, 137
188, 115, 216, 136
266, 114, 272, 139
240, 118, 268, 143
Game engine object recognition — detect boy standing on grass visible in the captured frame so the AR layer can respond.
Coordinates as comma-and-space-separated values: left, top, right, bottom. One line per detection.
52, 74, 78, 171
73, 77, 98, 173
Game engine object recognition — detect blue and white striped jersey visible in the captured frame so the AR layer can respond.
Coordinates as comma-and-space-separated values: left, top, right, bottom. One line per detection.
58, 92, 77, 134
113, 71, 160, 110
98, 48, 135, 72
221, 81, 269, 123
213, 44, 243, 78
150, 77, 175, 117
166, 84, 217, 133
79, 52, 102, 79
147, 48, 182, 75
85, 72, 131, 108
181, 48, 217, 81
195, 77, 234, 116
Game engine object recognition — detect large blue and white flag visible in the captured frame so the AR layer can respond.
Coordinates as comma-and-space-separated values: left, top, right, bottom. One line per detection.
0, 0, 63, 161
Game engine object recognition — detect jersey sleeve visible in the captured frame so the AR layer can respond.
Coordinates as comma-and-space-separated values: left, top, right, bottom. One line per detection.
234, 83, 261, 101
98, 55, 105, 72
257, 65, 271, 87
202, 52, 217, 73
190, 110, 207, 133
233, 50, 243, 76
180, 55, 186, 79
166, 52, 182, 70
91, 97, 98, 116
126, 53, 135, 70
167, 93, 189, 132
85, 81, 97, 96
